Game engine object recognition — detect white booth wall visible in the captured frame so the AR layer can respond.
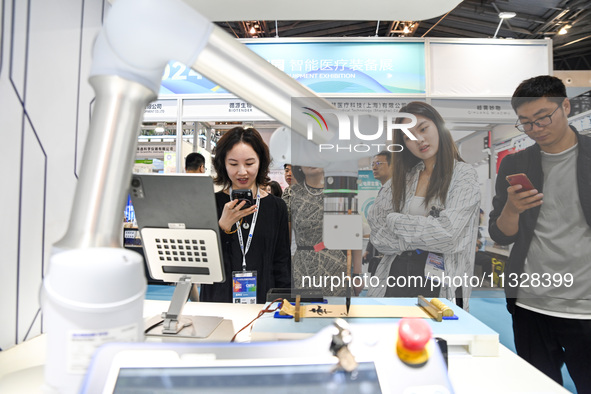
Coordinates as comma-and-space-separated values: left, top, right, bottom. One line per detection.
0, 1, 553, 351
0, 0, 106, 351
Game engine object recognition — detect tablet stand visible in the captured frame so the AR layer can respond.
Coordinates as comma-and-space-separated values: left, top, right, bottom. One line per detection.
144, 276, 223, 339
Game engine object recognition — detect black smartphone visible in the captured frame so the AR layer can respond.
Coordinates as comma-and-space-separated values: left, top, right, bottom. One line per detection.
231, 189, 254, 209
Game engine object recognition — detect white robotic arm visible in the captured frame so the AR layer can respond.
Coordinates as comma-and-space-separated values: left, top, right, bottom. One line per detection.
46, 2, 346, 392
56, 0, 418, 252
56, 0, 334, 251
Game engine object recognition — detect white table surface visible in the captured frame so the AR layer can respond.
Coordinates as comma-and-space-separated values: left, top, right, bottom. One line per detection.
0, 299, 569, 394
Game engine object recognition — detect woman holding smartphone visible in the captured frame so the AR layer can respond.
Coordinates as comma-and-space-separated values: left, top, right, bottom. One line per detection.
200, 127, 291, 304
368, 102, 480, 310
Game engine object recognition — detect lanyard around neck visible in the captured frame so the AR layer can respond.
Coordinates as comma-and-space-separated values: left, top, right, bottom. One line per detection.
229, 186, 261, 271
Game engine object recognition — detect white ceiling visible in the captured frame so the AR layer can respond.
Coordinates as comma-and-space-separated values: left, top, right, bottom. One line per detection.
182, 0, 463, 22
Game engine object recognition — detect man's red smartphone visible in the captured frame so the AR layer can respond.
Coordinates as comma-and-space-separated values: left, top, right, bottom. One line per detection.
506, 173, 535, 192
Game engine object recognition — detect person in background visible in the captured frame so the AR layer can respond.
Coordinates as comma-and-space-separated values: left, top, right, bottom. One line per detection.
200, 127, 291, 304
282, 163, 298, 256
489, 75, 591, 391
372, 150, 392, 185
364, 151, 393, 276
283, 163, 296, 187
184, 151, 207, 302
185, 152, 206, 173
283, 166, 362, 296
476, 208, 486, 251
473, 208, 495, 285
266, 180, 283, 198
368, 102, 480, 310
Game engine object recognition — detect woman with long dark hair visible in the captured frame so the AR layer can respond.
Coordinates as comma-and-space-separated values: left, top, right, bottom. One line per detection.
200, 127, 291, 303
368, 102, 480, 310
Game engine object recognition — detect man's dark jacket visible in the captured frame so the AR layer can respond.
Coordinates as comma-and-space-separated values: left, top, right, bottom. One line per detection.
488, 127, 591, 314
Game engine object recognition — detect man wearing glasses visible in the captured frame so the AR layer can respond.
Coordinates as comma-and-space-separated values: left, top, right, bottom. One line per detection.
364, 151, 393, 276
489, 75, 591, 392
371, 151, 392, 186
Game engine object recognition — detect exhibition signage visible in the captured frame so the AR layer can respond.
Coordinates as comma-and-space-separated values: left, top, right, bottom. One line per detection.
143, 100, 178, 120
357, 170, 382, 236
182, 99, 272, 121
180, 98, 416, 122
159, 41, 426, 95
431, 99, 516, 123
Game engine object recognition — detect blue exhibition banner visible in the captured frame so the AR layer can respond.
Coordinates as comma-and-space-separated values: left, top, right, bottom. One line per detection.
159, 41, 425, 95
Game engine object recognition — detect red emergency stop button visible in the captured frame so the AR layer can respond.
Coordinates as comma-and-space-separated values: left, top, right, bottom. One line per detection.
397, 318, 432, 366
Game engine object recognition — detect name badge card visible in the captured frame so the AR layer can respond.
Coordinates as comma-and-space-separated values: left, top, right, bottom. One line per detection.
232, 271, 257, 304
424, 252, 445, 281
